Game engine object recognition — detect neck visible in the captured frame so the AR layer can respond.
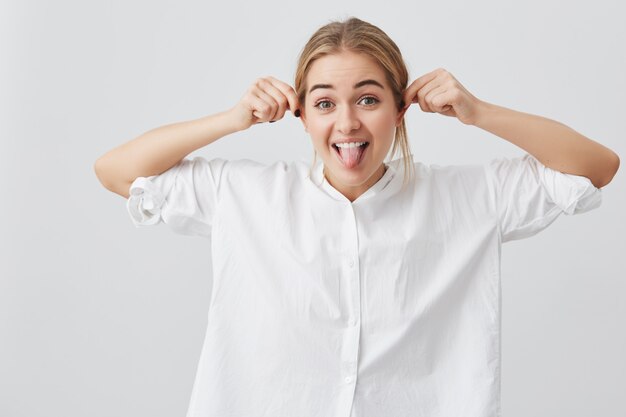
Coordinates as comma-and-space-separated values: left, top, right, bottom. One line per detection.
323, 163, 387, 202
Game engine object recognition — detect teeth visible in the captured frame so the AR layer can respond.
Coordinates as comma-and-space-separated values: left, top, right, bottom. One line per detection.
335, 141, 367, 148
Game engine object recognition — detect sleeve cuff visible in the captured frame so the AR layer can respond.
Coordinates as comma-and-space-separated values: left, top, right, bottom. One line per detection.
561, 175, 603, 215
126, 176, 166, 226
529, 153, 603, 216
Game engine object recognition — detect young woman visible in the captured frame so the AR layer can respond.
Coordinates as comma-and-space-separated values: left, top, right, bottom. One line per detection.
95, 17, 618, 417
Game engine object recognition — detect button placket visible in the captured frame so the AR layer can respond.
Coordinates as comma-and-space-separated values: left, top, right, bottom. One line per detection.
341, 208, 361, 388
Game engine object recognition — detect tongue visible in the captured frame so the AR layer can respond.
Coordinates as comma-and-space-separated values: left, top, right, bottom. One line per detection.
337, 145, 365, 168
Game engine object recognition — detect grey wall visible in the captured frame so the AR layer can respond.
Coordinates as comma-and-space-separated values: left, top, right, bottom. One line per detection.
1, 0, 624, 416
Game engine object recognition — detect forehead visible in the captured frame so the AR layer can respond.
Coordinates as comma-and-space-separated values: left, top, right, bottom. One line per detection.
306, 51, 386, 88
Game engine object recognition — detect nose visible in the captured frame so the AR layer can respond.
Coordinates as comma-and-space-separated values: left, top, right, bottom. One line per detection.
335, 105, 360, 134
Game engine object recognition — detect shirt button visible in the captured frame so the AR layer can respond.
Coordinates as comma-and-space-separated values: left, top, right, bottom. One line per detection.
348, 319, 356, 326
345, 376, 352, 383
348, 259, 355, 268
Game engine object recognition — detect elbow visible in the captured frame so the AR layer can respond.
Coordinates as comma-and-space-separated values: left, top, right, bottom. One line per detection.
594, 151, 620, 189
94, 157, 110, 189
94, 157, 132, 198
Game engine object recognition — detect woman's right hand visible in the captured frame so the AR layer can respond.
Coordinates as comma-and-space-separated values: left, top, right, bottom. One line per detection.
227, 76, 301, 131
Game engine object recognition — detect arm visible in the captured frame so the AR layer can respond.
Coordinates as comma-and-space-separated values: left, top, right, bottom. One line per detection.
402, 68, 620, 188
471, 101, 620, 188
95, 76, 300, 199
94, 109, 243, 199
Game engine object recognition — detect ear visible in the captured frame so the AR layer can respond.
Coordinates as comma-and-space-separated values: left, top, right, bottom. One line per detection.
299, 110, 308, 132
395, 106, 408, 127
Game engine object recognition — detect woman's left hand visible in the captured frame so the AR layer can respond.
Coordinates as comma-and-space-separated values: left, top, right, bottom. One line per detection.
402, 68, 483, 126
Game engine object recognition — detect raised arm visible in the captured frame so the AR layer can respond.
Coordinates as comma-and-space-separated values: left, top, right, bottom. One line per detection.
403, 68, 620, 189
94, 76, 300, 199
471, 102, 620, 189
94, 110, 243, 198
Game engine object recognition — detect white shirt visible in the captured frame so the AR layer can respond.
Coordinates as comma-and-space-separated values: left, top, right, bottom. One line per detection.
127, 152, 602, 417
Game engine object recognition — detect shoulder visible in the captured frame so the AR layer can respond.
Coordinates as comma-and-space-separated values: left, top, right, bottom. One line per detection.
222, 158, 309, 180
413, 159, 494, 211
414, 159, 488, 184
219, 158, 311, 198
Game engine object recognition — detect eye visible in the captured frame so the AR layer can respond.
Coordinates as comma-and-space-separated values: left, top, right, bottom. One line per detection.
313, 96, 380, 112
313, 100, 333, 111
359, 96, 379, 106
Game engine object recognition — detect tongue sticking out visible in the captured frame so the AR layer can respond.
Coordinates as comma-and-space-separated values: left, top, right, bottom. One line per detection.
336, 144, 366, 168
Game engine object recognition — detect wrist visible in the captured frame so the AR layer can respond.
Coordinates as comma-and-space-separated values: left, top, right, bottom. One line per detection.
471, 99, 495, 128
223, 107, 250, 133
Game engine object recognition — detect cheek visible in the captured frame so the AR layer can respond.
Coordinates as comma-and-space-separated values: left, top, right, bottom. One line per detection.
307, 118, 333, 137
307, 124, 331, 151
365, 112, 397, 132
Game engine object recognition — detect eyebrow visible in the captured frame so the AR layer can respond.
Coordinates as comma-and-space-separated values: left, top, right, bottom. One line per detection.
308, 79, 385, 94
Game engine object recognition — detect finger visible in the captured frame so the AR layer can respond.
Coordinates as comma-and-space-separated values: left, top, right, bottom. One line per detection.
429, 90, 454, 113
258, 78, 289, 120
253, 88, 280, 121
417, 73, 451, 113
403, 69, 440, 108
266, 76, 300, 114
424, 85, 448, 113
250, 92, 275, 122
258, 77, 289, 120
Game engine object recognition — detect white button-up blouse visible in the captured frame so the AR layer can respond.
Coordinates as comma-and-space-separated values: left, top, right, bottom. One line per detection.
126, 152, 602, 417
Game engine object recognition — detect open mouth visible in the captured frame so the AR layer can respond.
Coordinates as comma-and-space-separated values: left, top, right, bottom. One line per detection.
331, 142, 370, 168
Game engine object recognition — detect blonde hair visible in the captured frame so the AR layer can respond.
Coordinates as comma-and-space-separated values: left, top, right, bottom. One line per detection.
294, 16, 415, 190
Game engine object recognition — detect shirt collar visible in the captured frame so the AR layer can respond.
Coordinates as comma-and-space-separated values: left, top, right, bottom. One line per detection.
307, 156, 409, 204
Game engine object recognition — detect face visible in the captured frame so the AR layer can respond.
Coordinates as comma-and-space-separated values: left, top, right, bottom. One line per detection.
300, 50, 406, 202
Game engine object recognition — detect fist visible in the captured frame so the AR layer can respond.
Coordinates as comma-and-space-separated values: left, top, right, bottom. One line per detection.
229, 76, 300, 131
403, 68, 482, 126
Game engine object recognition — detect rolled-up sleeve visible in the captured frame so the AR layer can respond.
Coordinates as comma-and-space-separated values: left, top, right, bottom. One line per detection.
126, 156, 228, 238
485, 153, 602, 243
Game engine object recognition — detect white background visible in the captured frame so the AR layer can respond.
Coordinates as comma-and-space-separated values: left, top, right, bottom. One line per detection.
1, 0, 624, 416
